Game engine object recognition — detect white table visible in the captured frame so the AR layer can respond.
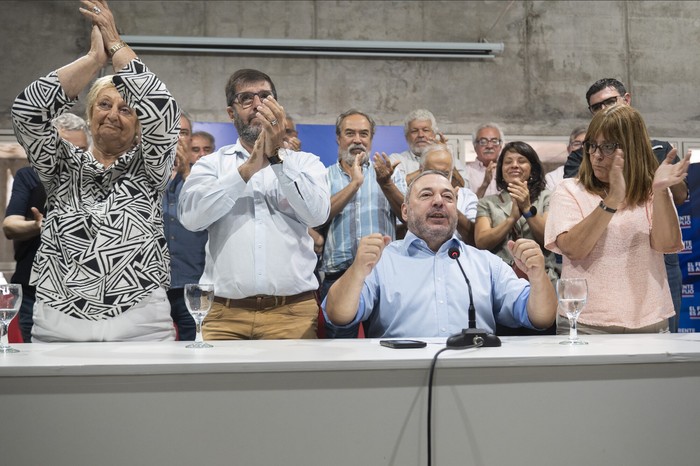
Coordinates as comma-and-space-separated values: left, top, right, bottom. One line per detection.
2, 334, 700, 466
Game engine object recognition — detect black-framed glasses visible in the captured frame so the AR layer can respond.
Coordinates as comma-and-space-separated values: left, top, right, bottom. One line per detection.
232, 91, 274, 108
588, 95, 620, 114
584, 141, 620, 158
476, 138, 502, 147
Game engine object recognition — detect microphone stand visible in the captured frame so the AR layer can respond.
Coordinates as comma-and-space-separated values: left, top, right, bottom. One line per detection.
446, 247, 501, 348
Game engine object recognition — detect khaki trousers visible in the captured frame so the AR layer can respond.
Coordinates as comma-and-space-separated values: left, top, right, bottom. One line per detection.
203, 298, 319, 340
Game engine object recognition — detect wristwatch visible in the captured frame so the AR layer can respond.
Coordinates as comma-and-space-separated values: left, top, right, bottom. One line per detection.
267, 147, 285, 165
598, 200, 617, 213
522, 205, 537, 219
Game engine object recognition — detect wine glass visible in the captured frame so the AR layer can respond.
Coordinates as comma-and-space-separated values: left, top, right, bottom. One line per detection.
0, 284, 23, 353
184, 283, 215, 349
557, 278, 588, 345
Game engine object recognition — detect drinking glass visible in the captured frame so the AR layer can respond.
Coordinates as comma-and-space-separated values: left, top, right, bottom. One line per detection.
557, 278, 588, 345
184, 283, 215, 348
0, 284, 23, 353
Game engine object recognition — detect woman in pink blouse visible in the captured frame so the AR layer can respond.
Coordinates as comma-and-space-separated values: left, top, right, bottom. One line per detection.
545, 105, 689, 334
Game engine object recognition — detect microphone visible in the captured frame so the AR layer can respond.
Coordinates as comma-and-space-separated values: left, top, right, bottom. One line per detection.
445, 247, 501, 348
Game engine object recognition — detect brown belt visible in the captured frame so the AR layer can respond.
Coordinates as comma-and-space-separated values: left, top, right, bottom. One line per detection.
213, 291, 316, 311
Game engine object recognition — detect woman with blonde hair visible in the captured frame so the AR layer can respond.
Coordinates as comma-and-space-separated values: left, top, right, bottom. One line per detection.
545, 104, 689, 334
11, 0, 180, 342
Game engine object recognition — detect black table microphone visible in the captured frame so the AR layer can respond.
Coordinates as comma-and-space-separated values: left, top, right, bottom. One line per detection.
446, 247, 501, 348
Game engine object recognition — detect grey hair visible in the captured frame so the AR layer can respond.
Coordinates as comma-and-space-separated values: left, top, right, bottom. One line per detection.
335, 109, 376, 138
52, 113, 88, 133
471, 122, 505, 146
569, 125, 587, 143
52, 113, 91, 144
180, 110, 193, 127
192, 130, 215, 146
404, 169, 452, 203
418, 143, 454, 169
403, 109, 438, 136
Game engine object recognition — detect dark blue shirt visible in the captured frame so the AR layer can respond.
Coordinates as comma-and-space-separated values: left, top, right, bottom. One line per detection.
5, 166, 46, 286
164, 172, 207, 289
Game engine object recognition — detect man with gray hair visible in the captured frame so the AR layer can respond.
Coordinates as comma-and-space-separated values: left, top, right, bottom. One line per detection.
52, 112, 91, 151
390, 109, 442, 176
465, 122, 505, 198
318, 109, 406, 337
546, 126, 586, 190
190, 130, 216, 161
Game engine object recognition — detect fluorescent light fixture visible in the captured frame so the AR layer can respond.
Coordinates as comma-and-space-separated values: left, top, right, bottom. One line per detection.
120, 35, 504, 59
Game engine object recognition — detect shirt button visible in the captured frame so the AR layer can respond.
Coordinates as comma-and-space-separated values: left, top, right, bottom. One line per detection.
438, 300, 444, 304
441, 328, 446, 332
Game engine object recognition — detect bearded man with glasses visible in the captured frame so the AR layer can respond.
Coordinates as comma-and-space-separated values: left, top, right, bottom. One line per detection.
562, 78, 688, 332
179, 68, 330, 340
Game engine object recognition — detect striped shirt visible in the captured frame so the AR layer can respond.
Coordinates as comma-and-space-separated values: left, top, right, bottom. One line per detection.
321, 162, 407, 273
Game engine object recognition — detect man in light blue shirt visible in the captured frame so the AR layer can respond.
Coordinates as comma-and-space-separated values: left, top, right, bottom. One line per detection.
322, 171, 557, 338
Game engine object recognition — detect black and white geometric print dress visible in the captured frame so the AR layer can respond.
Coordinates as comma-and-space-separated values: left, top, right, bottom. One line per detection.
11, 59, 180, 320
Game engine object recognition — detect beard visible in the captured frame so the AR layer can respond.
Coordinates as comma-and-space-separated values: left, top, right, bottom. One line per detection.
406, 205, 457, 246
232, 110, 261, 146
409, 142, 428, 157
339, 143, 370, 166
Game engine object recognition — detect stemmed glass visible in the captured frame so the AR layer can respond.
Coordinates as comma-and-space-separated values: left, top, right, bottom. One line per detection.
557, 278, 588, 345
184, 283, 215, 349
0, 284, 23, 353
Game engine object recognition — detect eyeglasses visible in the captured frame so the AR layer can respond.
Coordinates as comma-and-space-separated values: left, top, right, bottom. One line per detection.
476, 138, 502, 147
232, 91, 274, 108
588, 95, 620, 114
583, 141, 620, 158
569, 140, 583, 149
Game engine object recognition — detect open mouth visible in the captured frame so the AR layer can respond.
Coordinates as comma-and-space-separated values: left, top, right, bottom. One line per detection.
427, 211, 448, 223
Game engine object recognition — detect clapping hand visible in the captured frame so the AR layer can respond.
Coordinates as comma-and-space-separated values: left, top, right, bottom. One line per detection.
507, 179, 531, 215
255, 96, 286, 159
373, 152, 400, 186
653, 148, 690, 192
79, 1, 121, 58
483, 161, 497, 186
605, 153, 626, 209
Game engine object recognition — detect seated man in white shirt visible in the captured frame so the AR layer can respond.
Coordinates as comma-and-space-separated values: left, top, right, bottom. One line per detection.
322, 171, 557, 338
179, 68, 330, 340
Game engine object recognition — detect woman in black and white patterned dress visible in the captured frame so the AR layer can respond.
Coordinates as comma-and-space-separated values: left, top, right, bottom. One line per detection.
11, 0, 181, 342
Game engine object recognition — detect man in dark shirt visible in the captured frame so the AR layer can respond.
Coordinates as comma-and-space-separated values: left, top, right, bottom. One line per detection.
164, 112, 208, 340
2, 113, 89, 342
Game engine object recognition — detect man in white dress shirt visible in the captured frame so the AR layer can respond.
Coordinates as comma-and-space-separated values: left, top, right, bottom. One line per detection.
178, 69, 330, 339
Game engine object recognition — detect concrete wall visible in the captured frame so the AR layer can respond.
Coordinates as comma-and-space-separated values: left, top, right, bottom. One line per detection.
2, 0, 700, 141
